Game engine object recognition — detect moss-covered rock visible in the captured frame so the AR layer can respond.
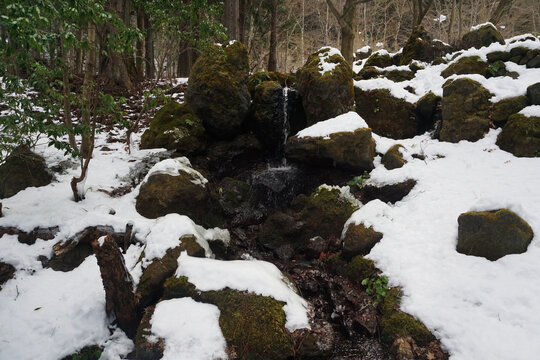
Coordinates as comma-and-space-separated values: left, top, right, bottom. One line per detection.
207, 133, 264, 178
258, 211, 305, 250
297, 47, 354, 125
0, 146, 52, 199
457, 209, 534, 261
384, 69, 415, 82
247, 71, 296, 96
285, 128, 376, 172
135, 164, 222, 227
355, 88, 419, 139
491, 96, 528, 127
137, 235, 205, 308
461, 23, 505, 50
400, 26, 452, 65
163, 277, 294, 360
140, 102, 206, 154
487, 50, 512, 63
185, 42, 251, 139
364, 52, 393, 68
440, 78, 492, 143
0, 262, 15, 290
379, 288, 435, 347
486, 60, 507, 77
345, 255, 377, 284
496, 114, 540, 157
382, 144, 406, 170
61, 345, 102, 360
441, 56, 488, 78
135, 305, 164, 360
342, 224, 383, 260
362, 179, 417, 204
527, 82, 540, 105
354, 66, 381, 80
415, 91, 440, 131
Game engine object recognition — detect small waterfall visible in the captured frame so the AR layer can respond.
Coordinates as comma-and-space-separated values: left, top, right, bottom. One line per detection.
281, 86, 289, 166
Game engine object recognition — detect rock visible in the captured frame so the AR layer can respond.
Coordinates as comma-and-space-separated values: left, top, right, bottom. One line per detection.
206, 134, 263, 178
304, 236, 330, 259
355, 66, 381, 80
285, 128, 375, 172
342, 224, 383, 260
136, 235, 205, 308
163, 278, 295, 360
345, 256, 378, 284
355, 88, 419, 139
0, 146, 52, 199
457, 209, 534, 261
140, 102, 206, 155
486, 60, 507, 77
297, 47, 354, 125
385, 69, 415, 82
527, 82, 540, 105
491, 96, 528, 127
250, 80, 288, 153
0, 262, 15, 290
61, 345, 103, 360
527, 53, 540, 68
185, 42, 250, 139
297, 323, 335, 358
496, 114, 540, 157
400, 26, 452, 65
441, 56, 488, 78
258, 211, 305, 251
440, 78, 492, 143
382, 144, 406, 170
364, 52, 393, 68
251, 164, 302, 210
247, 71, 296, 97
135, 161, 222, 227
415, 92, 441, 131
487, 51, 511, 63
0, 225, 58, 245
362, 179, 417, 204
390, 336, 415, 360
461, 23, 505, 50
218, 177, 266, 226
135, 305, 164, 360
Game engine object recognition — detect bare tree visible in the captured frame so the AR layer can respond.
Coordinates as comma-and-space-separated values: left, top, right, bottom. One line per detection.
489, 0, 515, 25
410, 0, 435, 28
268, 0, 278, 71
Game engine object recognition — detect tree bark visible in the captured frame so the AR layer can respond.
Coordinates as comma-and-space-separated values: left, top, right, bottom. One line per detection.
222, 0, 239, 40
136, 7, 145, 78
489, 0, 515, 25
268, 0, 278, 71
239, 0, 246, 43
144, 13, 155, 79
92, 235, 140, 339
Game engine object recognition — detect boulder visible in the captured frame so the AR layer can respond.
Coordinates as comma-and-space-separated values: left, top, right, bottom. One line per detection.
206, 134, 263, 178
491, 96, 528, 127
140, 102, 206, 155
218, 177, 265, 227
0, 262, 15, 290
285, 128, 375, 172
342, 223, 383, 260
135, 159, 222, 227
441, 56, 488, 78
163, 277, 295, 360
384, 69, 415, 82
135, 305, 164, 360
440, 78, 492, 143
258, 211, 305, 251
400, 26, 452, 65
415, 91, 441, 131
456, 209, 534, 261
365, 52, 393, 68
247, 71, 296, 96
362, 179, 417, 204
185, 42, 250, 139
355, 88, 419, 139
0, 146, 52, 199
496, 114, 540, 157
487, 50, 511, 63
461, 23, 505, 50
297, 47, 354, 125
382, 144, 406, 170
355, 66, 381, 80
527, 82, 540, 105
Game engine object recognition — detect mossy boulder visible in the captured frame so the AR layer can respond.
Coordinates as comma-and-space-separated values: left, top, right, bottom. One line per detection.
135, 164, 222, 227
441, 56, 488, 78
362, 179, 417, 204
491, 96, 528, 127
0, 146, 52, 199
285, 128, 376, 172
0, 261, 15, 290
342, 224, 383, 260
136, 235, 205, 308
384, 69, 415, 82
140, 102, 206, 154
207, 134, 264, 178
61, 345, 102, 360
457, 209, 534, 261
379, 288, 435, 347
135, 305, 164, 360
527, 82, 540, 105
258, 211, 305, 251
297, 47, 354, 125
185, 42, 251, 139
365, 52, 393, 68
355, 66, 381, 80
400, 26, 451, 65
496, 114, 540, 157
440, 78, 492, 143
355, 88, 419, 139
247, 71, 296, 96
415, 91, 441, 131
345, 255, 377, 284
461, 24, 505, 50
382, 144, 406, 170
163, 277, 294, 360
487, 51, 512, 63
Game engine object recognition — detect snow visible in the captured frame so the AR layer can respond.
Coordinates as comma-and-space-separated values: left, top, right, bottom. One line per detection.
150, 298, 227, 360
316, 46, 342, 75
144, 157, 208, 186
434, 14, 447, 23
175, 252, 310, 331
356, 45, 371, 54
296, 111, 369, 139
345, 130, 540, 360
519, 105, 540, 117
470, 22, 497, 31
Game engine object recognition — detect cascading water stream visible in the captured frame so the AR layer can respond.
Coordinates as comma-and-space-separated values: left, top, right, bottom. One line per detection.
281, 86, 289, 166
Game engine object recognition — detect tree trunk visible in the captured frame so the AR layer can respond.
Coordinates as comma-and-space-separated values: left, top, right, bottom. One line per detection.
447, 0, 456, 43
144, 13, 155, 79
268, 0, 278, 71
92, 235, 140, 339
136, 7, 145, 78
239, 0, 246, 43
177, 44, 196, 77
489, 0, 515, 25
222, 0, 239, 40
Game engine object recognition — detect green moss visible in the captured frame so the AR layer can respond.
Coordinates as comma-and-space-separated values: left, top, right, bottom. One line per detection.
384, 69, 415, 82
346, 255, 377, 284
354, 66, 381, 80
326, 253, 347, 276
491, 96, 528, 127
382, 144, 406, 170
135, 306, 164, 360
162, 276, 197, 299
218, 177, 253, 214
461, 24, 505, 49
496, 114, 540, 157
379, 288, 435, 347
432, 57, 447, 65
365, 53, 392, 68
441, 56, 488, 78
61, 345, 102, 360
247, 71, 297, 96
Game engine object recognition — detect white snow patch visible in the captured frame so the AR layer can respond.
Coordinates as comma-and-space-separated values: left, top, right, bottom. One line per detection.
317, 46, 342, 75
434, 14, 447, 23
144, 157, 208, 186
296, 111, 368, 139
356, 45, 371, 54
470, 22, 497, 31
150, 298, 227, 360
175, 252, 310, 331
519, 105, 540, 117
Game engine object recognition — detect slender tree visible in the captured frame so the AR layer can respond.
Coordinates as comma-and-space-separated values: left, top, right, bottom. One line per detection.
489, 0, 515, 25
268, 0, 278, 71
